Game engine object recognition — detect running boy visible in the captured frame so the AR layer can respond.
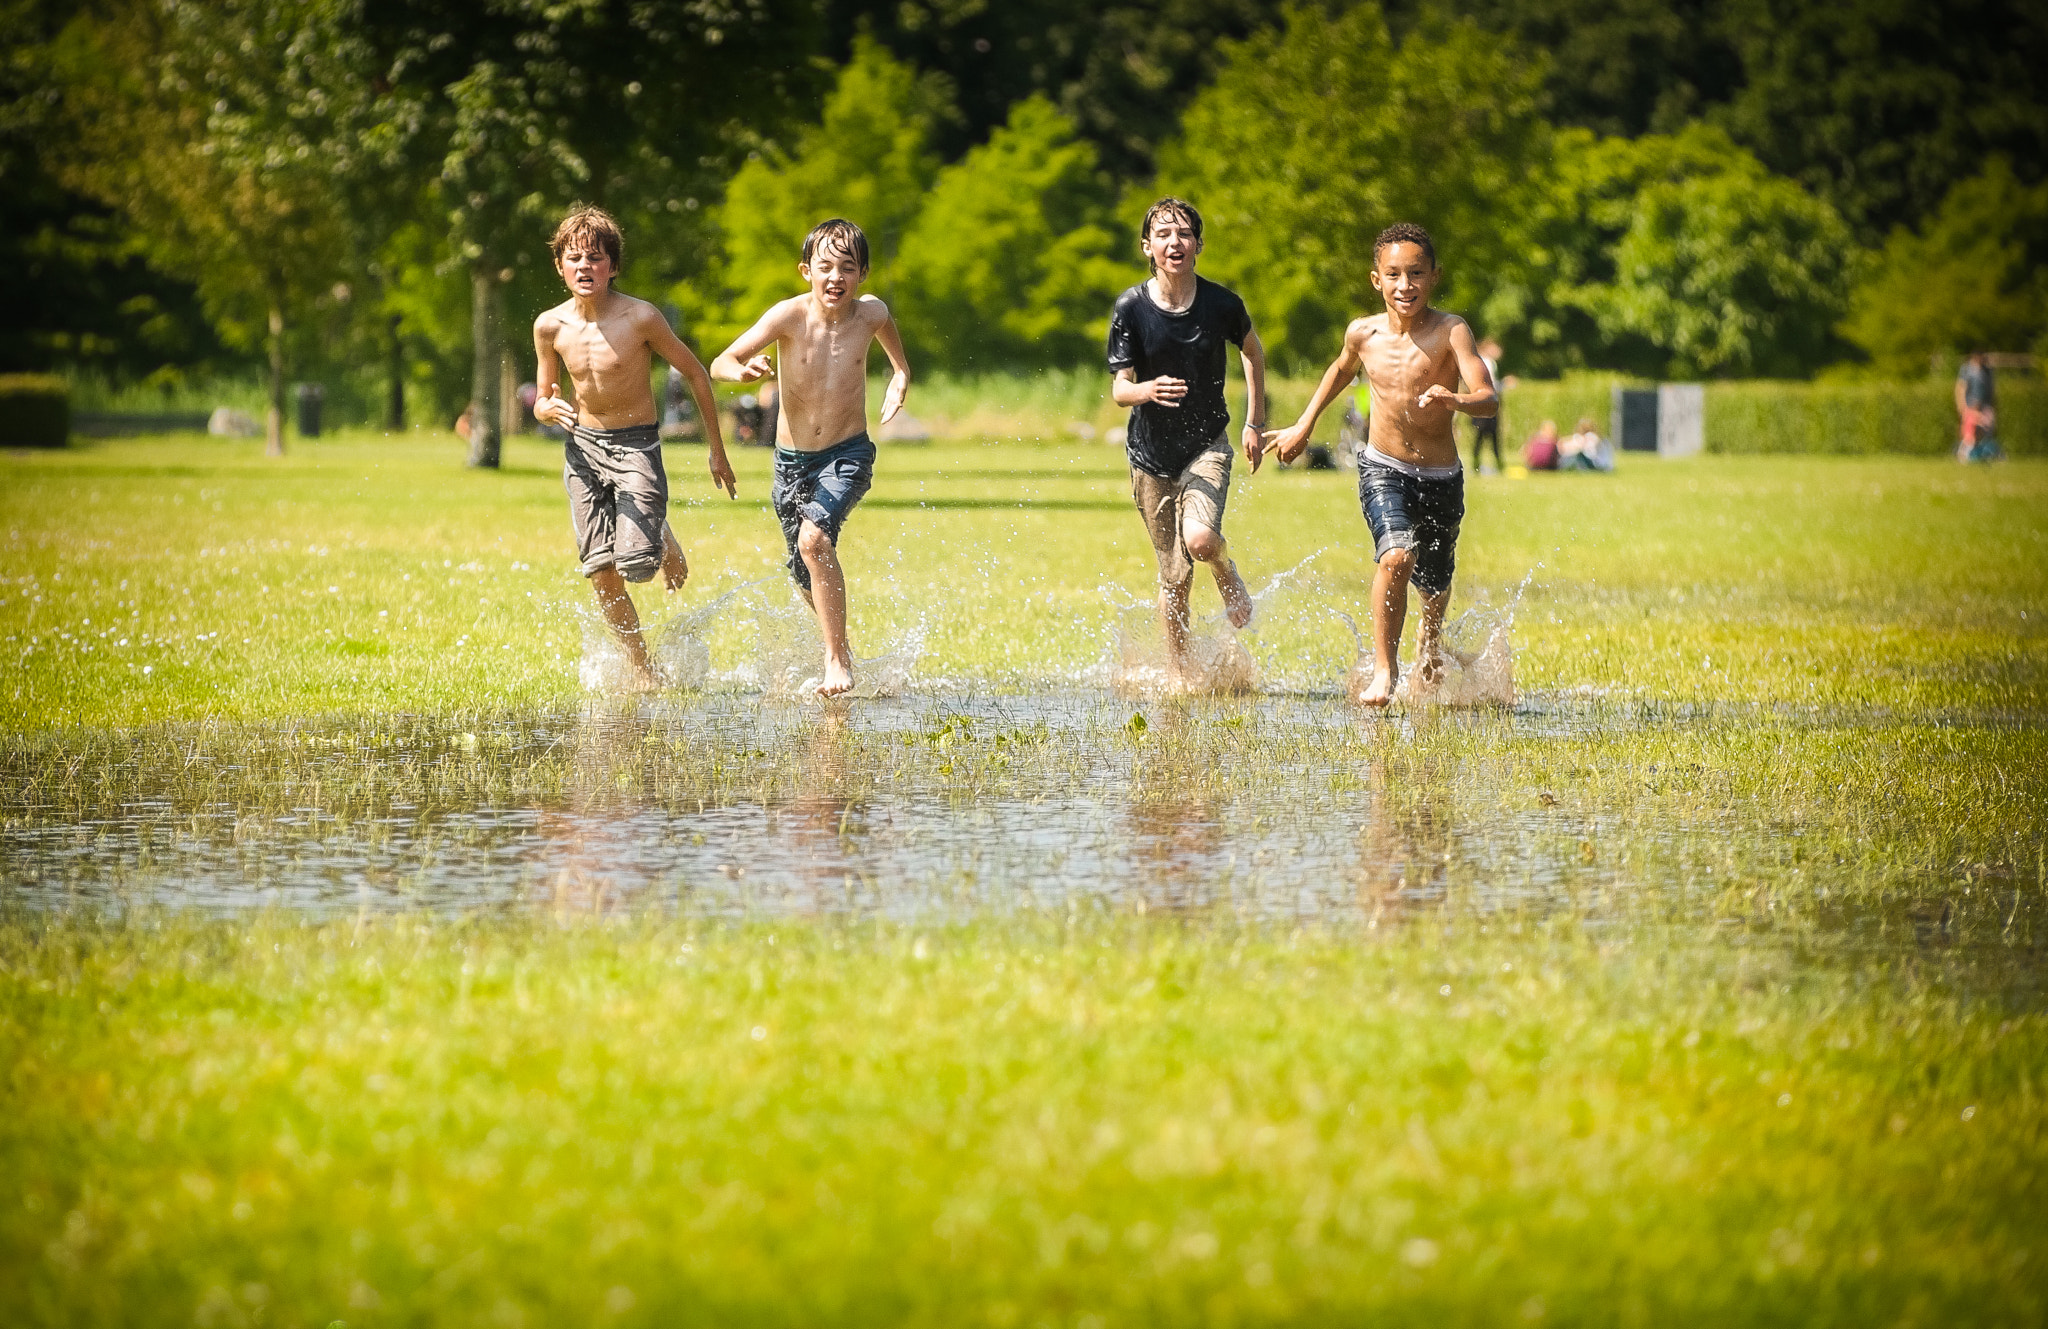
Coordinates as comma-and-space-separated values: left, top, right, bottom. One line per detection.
533, 206, 738, 690
1108, 197, 1266, 681
711, 218, 911, 698
1259, 222, 1497, 707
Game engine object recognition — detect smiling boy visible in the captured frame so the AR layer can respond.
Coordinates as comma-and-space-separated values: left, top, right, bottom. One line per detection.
1260, 222, 1497, 707
1108, 197, 1266, 683
533, 206, 737, 691
711, 218, 912, 698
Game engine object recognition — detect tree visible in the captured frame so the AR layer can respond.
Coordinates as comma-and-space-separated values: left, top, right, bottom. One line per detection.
1840, 159, 2048, 376
1520, 126, 1857, 379
679, 38, 955, 354
0, 0, 228, 379
364, 0, 825, 466
58, 0, 369, 453
1712, 0, 2048, 242
894, 97, 1129, 369
1149, 4, 1549, 371
823, 1, 1286, 177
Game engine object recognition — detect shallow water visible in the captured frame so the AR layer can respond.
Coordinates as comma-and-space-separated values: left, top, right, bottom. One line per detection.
3, 691, 2038, 962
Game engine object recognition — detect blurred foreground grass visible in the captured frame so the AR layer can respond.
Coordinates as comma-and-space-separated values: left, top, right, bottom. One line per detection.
2, 912, 2043, 1325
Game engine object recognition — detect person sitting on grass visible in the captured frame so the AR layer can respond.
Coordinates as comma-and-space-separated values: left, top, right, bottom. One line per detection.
532, 205, 737, 692
1107, 196, 1267, 685
711, 218, 913, 698
1259, 222, 1498, 708
1522, 419, 1560, 471
1559, 416, 1614, 472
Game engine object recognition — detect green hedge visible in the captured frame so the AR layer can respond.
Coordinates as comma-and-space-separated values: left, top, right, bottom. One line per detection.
1490, 373, 2043, 457
1705, 380, 2042, 456
0, 374, 70, 447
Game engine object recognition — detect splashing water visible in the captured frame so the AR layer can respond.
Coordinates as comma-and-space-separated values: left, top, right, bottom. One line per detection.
1341, 569, 1533, 708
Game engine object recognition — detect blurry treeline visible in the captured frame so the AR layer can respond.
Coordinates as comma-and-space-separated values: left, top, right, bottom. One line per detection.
4, 0, 2045, 438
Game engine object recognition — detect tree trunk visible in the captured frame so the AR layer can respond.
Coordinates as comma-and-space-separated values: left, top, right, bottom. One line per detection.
265, 297, 286, 457
467, 266, 502, 468
500, 344, 519, 441
385, 313, 405, 432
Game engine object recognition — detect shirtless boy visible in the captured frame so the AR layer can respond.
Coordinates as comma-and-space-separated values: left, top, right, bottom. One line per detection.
1108, 197, 1265, 681
1260, 222, 1497, 707
533, 207, 737, 690
711, 218, 911, 698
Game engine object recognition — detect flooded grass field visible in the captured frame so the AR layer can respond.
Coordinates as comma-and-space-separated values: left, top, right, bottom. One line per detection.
2, 434, 2045, 1323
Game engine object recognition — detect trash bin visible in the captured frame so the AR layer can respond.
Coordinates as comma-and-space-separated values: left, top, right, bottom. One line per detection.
296, 382, 325, 439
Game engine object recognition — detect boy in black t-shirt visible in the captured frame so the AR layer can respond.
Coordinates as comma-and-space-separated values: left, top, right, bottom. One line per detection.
1107, 197, 1267, 679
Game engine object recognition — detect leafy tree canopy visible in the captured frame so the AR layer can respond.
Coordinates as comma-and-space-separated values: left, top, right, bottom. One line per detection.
1496, 125, 1857, 379
1841, 159, 2048, 376
1150, 3, 1549, 372
678, 38, 956, 352
895, 97, 1131, 369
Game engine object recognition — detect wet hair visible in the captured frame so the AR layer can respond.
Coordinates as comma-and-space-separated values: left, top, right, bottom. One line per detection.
1140, 197, 1203, 272
802, 218, 870, 273
1373, 222, 1436, 269
550, 206, 624, 280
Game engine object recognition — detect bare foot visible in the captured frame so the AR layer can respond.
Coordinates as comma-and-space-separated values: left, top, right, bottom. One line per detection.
1356, 664, 1398, 708
627, 664, 665, 694
1417, 649, 1445, 689
817, 656, 855, 698
1217, 559, 1254, 629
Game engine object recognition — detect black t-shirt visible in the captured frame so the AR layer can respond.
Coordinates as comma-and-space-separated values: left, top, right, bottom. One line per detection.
1106, 277, 1253, 477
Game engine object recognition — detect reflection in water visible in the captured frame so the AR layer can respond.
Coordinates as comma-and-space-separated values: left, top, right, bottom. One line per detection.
1355, 754, 1455, 925
0, 694, 2035, 957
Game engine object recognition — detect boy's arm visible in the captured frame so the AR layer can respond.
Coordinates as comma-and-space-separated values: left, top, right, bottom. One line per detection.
532, 316, 576, 428
1260, 323, 1367, 466
1419, 319, 1499, 417
711, 303, 786, 383
644, 311, 737, 499
1238, 329, 1269, 471
870, 301, 912, 425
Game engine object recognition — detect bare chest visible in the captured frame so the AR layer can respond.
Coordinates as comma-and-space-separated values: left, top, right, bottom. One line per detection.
782, 320, 869, 391
1362, 331, 1454, 400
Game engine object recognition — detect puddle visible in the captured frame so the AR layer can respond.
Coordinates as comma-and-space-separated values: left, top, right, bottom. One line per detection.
2, 694, 2038, 958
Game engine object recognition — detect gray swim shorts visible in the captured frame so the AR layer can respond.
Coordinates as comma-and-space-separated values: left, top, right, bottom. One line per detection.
1130, 434, 1232, 592
564, 423, 668, 582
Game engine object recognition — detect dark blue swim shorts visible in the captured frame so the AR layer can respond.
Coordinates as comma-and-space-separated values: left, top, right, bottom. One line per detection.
1358, 452, 1465, 597
772, 432, 876, 591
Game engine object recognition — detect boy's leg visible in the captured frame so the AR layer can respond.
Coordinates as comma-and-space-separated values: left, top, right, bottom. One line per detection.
589, 565, 659, 688
1180, 440, 1253, 630
1363, 547, 1414, 707
1409, 472, 1464, 688
797, 521, 854, 696
1132, 467, 1197, 675
566, 442, 661, 690
791, 441, 875, 698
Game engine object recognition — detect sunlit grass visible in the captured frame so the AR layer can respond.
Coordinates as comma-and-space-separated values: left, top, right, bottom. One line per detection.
3, 431, 2046, 1323
2, 912, 2043, 1326
2, 432, 2043, 726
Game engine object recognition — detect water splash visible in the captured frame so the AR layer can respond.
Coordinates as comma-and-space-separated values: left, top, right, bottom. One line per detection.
1108, 588, 1256, 699
1341, 569, 1535, 708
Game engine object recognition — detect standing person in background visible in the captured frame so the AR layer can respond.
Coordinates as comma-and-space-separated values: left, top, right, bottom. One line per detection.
1108, 196, 1267, 684
1468, 338, 1507, 473
1956, 352, 2003, 463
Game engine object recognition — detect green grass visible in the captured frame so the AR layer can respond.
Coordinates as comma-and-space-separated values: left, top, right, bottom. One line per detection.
3, 913, 2043, 1326
3, 431, 2046, 1323
3, 432, 2044, 725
